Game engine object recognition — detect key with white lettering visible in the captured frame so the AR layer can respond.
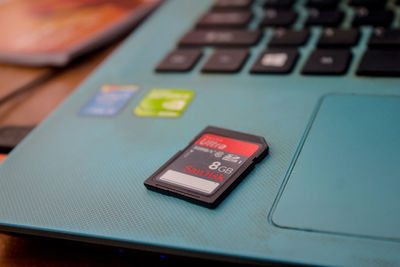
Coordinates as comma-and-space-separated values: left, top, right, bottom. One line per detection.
201, 49, 249, 73
196, 11, 253, 28
156, 49, 203, 72
301, 49, 352, 75
179, 29, 261, 47
250, 49, 299, 74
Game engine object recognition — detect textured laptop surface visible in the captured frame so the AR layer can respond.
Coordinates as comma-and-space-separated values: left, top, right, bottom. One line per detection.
0, 0, 400, 265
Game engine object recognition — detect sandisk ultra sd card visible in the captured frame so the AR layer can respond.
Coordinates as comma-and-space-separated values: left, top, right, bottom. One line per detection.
144, 126, 268, 208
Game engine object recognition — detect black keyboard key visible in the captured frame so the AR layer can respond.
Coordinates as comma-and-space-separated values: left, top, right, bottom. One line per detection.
250, 49, 299, 74
213, 0, 253, 9
349, 0, 387, 8
306, 9, 344, 26
302, 49, 352, 75
317, 28, 360, 48
357, 50, 400, 76
156, 49, 203, 72
202, 49, 249, 73
368, 28, 400, 49
260, 9, 298, 27
196, 11, 253, 28
179, 30, 261, 47
306, 0, 339, 9
352, 8, 393, 27
264, 0, 295, 9
269, 29, 310, 47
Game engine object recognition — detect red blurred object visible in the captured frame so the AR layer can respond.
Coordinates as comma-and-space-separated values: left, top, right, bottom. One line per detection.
0, 0, 159, 66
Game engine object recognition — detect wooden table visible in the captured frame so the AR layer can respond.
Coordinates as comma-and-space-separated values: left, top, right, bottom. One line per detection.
0, 43, 118, 127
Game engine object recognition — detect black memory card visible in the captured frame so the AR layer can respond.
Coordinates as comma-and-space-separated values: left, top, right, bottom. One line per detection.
144, 126, 268, 208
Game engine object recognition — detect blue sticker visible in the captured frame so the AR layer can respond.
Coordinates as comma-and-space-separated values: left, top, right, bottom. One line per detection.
79, 85, 139, 117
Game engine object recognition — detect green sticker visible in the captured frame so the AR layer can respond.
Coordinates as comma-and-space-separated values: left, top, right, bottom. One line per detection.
134, 88, 194, 118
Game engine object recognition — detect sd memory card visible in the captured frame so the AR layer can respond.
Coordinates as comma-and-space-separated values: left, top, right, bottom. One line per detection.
144, 126, 268, 208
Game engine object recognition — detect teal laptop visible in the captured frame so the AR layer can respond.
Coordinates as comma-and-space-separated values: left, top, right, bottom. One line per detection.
1, 0, 400, 265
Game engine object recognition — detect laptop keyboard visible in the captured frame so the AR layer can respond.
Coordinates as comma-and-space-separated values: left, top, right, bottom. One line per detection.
155, 0, 400, 76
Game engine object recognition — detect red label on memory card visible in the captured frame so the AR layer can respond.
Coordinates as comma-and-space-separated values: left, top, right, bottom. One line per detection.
195, 134, 259, 157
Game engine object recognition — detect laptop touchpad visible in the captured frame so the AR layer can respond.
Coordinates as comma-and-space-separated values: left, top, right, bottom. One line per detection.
272, 94, 400, 241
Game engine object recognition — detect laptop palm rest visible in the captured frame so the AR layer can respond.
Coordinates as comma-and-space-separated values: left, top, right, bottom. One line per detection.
272, 94, 400, 241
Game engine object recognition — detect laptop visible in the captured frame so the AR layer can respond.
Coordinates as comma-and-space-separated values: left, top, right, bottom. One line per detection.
1, 0, 399, 265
